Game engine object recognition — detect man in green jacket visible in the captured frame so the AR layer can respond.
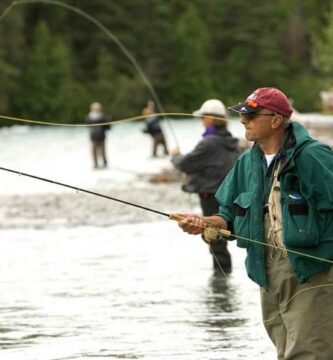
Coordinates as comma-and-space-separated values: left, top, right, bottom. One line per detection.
176, 87, 333, 359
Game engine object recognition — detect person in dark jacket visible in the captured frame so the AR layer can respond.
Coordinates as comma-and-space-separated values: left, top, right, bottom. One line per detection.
142, 100, 168, 157
86, 102, 111, 169
171, 99, 239, 272
175, 88, 333, 359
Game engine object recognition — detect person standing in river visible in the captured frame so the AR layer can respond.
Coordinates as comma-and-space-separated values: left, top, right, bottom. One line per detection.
175, 87, 333, 359
171, 99, 239, 273
142, 100, 168, 157
86, 102, 111, 169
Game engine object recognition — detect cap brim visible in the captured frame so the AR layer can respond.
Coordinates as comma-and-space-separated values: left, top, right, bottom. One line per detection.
228, 103, 257, 114
192, 109, 202, 117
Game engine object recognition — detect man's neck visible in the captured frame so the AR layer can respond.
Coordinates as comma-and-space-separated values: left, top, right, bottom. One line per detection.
259, 130, 286, 155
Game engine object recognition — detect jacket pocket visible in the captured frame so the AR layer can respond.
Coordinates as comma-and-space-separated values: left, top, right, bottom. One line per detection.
233, 192, 252, 248
283, 193, 320, 247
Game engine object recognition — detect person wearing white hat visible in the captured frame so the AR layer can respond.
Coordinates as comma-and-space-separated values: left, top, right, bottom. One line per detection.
171, 99, 239, 272
192, 99, 228, 118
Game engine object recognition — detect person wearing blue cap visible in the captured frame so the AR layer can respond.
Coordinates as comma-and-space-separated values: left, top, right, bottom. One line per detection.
174, 88, 333, 359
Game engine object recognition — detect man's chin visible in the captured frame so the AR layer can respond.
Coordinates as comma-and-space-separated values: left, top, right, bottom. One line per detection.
245, 132, 253, 141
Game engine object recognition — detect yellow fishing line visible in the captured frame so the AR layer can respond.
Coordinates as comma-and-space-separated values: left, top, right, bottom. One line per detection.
0, 112, 196, 127
0, 0, 163, 114
263, 283, 333, 324
175, 217, 333, 266
0, 0, 182, 145
209, 244, 231, 278
191, 221, 333, 324
234, 233, 333, 264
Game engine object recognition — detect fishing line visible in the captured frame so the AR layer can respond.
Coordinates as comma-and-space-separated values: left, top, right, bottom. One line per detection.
262, 282, 333, 325
193, 223, 333, 265
203, 226, 333, 325
209, 245, 231, 278
0, 0, 180, 146
0, 112, 199, 127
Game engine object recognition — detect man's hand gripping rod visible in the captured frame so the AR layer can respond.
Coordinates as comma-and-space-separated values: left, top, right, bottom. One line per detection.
169, 213, 231, 242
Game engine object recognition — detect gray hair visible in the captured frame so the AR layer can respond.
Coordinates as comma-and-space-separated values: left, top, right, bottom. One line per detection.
282, 117, 291, 129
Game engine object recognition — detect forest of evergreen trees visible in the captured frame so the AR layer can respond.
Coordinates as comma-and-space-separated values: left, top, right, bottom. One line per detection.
0, 0, 333, 125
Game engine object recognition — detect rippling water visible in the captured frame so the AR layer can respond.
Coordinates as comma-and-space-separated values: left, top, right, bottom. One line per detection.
0, 119, 276, 359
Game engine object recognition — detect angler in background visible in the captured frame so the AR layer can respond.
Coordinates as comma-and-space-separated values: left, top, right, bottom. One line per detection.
175, 87, 333, 359
142, 100, 168, 157
171, 99, 239, 273
86, 102, 111, 169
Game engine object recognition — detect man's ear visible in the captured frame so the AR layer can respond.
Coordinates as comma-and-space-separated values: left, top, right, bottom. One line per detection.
271, 114, 283, 129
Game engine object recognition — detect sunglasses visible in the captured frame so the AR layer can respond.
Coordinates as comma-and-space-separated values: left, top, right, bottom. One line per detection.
240, 112, 276, 121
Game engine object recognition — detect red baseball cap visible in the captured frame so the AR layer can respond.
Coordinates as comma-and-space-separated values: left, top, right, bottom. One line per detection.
228, 87, 293, 118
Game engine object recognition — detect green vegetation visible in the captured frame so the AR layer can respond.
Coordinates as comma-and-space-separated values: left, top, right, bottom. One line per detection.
0, 0, 332, 123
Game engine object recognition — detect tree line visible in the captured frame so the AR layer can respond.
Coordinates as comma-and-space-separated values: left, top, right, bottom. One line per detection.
0, 0, 332, 125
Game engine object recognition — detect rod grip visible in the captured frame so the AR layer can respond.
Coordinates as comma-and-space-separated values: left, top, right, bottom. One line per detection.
169, 213, 185, 222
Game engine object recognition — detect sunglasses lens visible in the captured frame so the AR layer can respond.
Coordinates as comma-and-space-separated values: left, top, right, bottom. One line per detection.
240, 113, 256, 120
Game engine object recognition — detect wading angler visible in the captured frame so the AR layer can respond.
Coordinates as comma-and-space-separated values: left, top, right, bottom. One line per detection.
176, 87, 333, 360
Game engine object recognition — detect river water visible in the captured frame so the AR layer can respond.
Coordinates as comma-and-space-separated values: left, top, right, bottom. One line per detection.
0, 119, 276, 359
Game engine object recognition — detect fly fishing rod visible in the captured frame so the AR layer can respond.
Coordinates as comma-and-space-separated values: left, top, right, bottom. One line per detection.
0, 165, 232, 234
1, 165, 333, 265
0, 166, 169, 217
